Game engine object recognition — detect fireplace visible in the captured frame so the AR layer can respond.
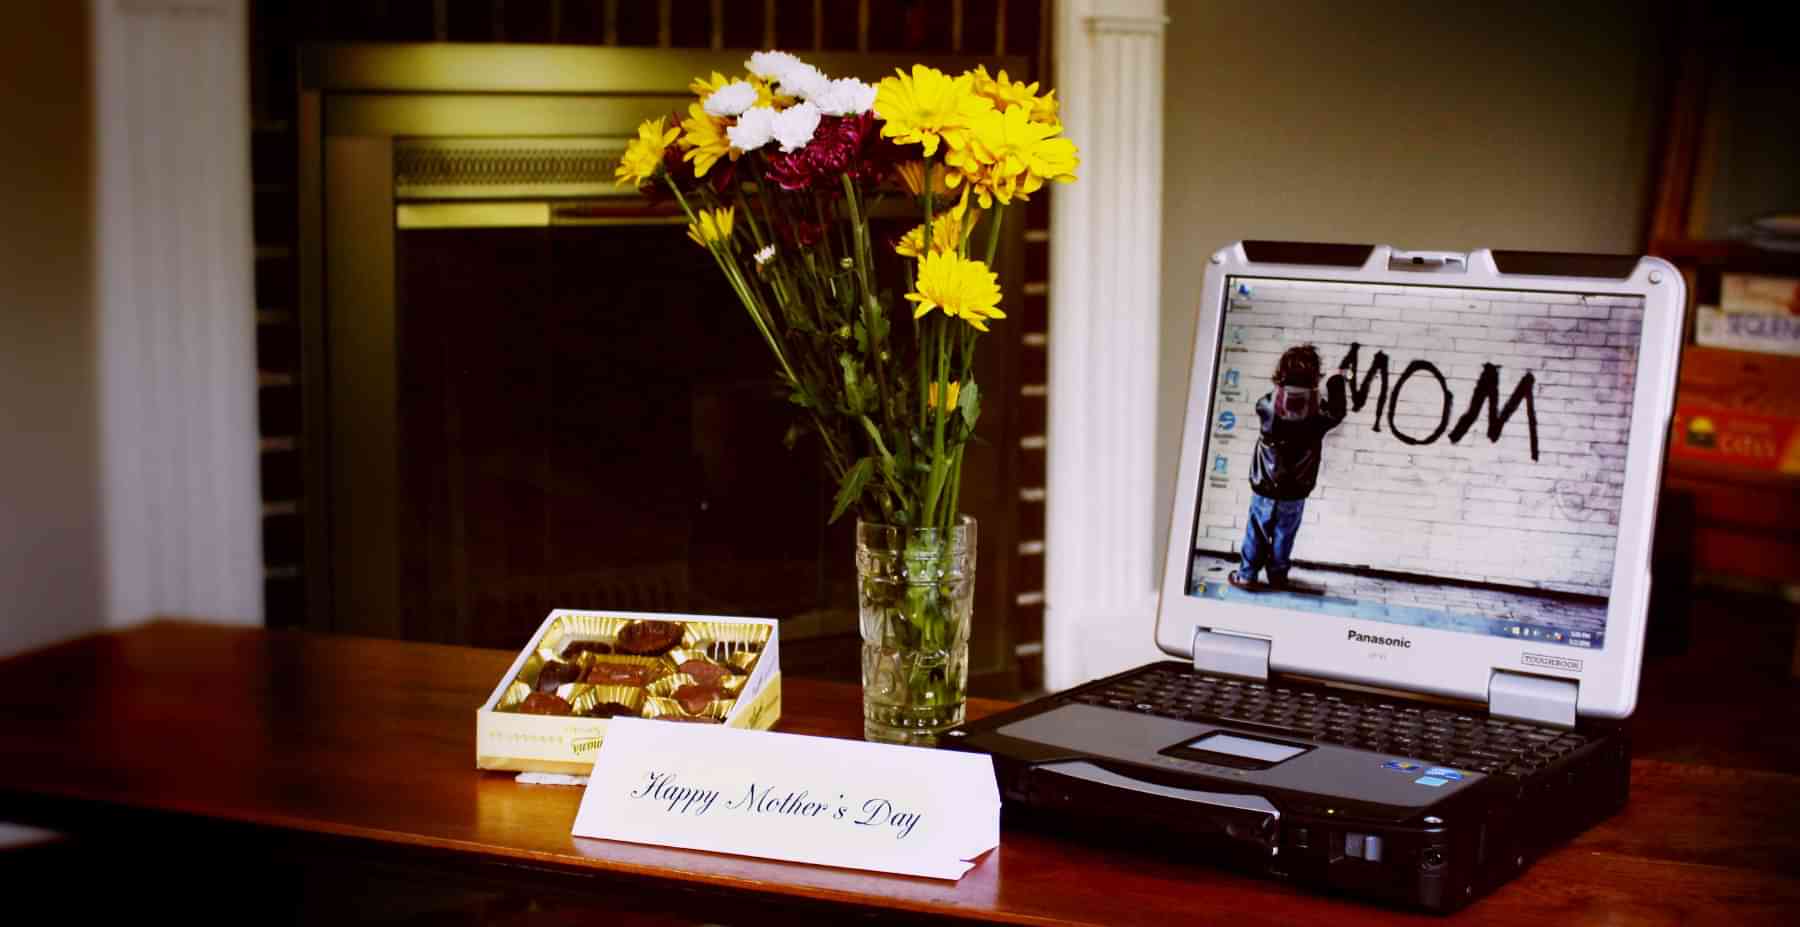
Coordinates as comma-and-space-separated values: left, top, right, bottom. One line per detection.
298, 45, 1023, 676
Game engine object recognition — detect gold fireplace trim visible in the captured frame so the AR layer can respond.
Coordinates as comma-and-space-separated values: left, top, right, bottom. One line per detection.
395, 137, 634, 201
394, 203, 689, 229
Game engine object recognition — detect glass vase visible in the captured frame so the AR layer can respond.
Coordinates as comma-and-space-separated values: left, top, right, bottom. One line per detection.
855, 517, 976, 746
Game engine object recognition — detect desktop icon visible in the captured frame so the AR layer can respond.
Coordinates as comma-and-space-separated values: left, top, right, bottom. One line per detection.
1213, 455, 1229, 475
1223, 369, 1240, 388
1218, 411, 1237, 432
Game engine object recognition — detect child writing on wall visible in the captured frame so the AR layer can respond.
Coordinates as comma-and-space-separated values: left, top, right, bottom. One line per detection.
1230, 344, 1349, 591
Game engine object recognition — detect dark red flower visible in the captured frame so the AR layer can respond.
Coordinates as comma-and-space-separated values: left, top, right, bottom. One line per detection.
763, 112, 894, 192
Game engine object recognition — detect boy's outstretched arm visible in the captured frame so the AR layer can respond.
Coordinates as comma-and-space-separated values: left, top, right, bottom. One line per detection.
1321, 372, 1349, 429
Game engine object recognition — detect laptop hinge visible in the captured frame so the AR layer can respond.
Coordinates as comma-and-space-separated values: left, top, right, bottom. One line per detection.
1192, 628, 1271, 681
1489, 671, 1578, 728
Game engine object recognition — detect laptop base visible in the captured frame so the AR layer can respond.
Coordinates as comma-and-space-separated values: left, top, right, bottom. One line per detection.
947, 662, 1630, 913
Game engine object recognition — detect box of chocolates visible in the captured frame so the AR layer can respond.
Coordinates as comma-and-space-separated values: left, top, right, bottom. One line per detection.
476, 610, 781, 773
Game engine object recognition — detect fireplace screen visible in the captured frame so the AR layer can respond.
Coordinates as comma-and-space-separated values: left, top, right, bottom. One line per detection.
396, 222, 845, 648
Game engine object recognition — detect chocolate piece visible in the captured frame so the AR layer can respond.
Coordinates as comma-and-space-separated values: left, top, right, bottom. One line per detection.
677, 659, 733, 686
616, 620, 683, 655
534, 660, 583, 693
560, 640, 613, 659
674, 683, 724, 715
585, 663, 660, 687
582, 701, 638, 719
518, 692, 573, 716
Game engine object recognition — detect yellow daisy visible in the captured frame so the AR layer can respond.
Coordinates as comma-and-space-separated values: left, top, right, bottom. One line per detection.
927, 380, 963, 411
942, 104, 1079, 207
680, 103, 734, 178
895, 193, 979, 258
750, 74, 793, 109
686, 206, 735, 249
689, 71, 732, 98
874, 65, 992, 157
615, 116, 679, 188
906, 252, 1004, 332
967, 65, 1059, 124
690, 71, 788, 109
894, 160, 954, 198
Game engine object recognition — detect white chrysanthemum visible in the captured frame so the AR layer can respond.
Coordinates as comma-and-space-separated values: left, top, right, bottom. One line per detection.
811, 77, 877, 116
703, 81, 758, 117
776, 63, 829, 101
770, 101, 821, 153
745, 50, 804, 80
727, 106, 776, 152
754, 244, 776, 266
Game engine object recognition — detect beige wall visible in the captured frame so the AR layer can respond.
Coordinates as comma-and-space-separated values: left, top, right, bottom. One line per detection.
1, 1, 102, 659
1156, 0, 1661, 553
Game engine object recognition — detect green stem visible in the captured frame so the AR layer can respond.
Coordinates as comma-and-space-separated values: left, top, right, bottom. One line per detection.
841, 175, 893, 437
734, 181, 769, 251
984, 204, 1006, 268
922, 162, 935, 270
921, 322, 952, 525
673, 181, 853, 486
859, 415, 911, 501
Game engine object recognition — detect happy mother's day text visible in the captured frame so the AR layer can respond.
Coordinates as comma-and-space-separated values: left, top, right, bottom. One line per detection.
630, 771, 923, 839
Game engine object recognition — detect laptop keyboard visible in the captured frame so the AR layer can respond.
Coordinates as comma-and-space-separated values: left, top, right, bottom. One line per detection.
1071, 665, 1588, 778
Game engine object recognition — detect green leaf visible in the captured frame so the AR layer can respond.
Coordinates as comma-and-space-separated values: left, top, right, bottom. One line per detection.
958, 381, 982, 429
839, 353, 870, 413
782, 422, 804, 451
830, 457, 875, 523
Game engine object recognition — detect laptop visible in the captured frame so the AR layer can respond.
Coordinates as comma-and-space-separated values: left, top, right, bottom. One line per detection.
945, 241, 1683, 912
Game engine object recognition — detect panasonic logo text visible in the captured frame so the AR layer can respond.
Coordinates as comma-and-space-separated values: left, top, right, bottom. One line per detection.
1347, 629, 1412, 649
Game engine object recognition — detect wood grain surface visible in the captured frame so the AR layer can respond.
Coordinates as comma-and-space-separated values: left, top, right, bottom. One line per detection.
0, 621, 1795, 925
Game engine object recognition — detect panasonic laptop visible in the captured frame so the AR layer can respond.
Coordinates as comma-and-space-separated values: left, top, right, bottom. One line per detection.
946, 242, 1683, 912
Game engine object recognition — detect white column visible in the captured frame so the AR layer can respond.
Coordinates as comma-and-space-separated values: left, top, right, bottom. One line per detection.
1044, 0, 1169, 690
93, 0, 262, 627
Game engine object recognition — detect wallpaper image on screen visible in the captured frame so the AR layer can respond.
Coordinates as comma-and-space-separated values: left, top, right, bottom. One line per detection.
1186, 277, 1646, 650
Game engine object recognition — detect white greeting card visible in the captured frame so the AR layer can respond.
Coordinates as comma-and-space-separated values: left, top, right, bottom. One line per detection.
571, 718, 1000, 880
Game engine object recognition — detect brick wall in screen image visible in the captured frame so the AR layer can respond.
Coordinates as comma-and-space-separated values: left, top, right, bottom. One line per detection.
1194, 279, 1645, 597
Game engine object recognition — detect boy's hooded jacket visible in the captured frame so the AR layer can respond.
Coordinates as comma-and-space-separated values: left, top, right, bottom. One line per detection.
1249, 374, 1348, 500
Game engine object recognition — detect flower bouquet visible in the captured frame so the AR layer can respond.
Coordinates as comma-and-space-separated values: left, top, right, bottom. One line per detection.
616, 50, 1077, 744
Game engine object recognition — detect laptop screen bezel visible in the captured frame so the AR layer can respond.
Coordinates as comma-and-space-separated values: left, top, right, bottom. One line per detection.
1154, 243, 1684, 720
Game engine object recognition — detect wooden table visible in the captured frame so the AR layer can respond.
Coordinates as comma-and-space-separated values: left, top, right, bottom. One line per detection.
1, 622, 1796, 925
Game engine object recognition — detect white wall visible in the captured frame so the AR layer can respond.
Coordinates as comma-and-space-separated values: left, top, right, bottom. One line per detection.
3, 0, 261, 664
1, 0, 99, 851
1, 2, 105, 661
1152, 0, 1660, 620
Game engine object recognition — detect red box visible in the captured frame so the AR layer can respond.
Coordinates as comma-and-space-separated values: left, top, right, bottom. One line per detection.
1670, 347, 1800, 475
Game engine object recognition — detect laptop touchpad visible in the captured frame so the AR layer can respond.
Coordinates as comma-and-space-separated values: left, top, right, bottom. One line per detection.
999, 703, 1208, 756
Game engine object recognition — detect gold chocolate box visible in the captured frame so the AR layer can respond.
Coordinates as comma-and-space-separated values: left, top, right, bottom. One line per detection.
477, 610, 781, 774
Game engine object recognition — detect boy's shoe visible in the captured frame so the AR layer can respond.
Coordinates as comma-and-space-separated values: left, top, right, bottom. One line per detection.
1227, 571, 1260, 592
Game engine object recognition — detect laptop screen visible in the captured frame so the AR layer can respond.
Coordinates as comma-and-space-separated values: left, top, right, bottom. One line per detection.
1184, 276, 1646, 651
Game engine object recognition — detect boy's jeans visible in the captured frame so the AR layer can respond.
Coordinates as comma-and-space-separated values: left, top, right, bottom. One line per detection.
1238, 493, 1306, 582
